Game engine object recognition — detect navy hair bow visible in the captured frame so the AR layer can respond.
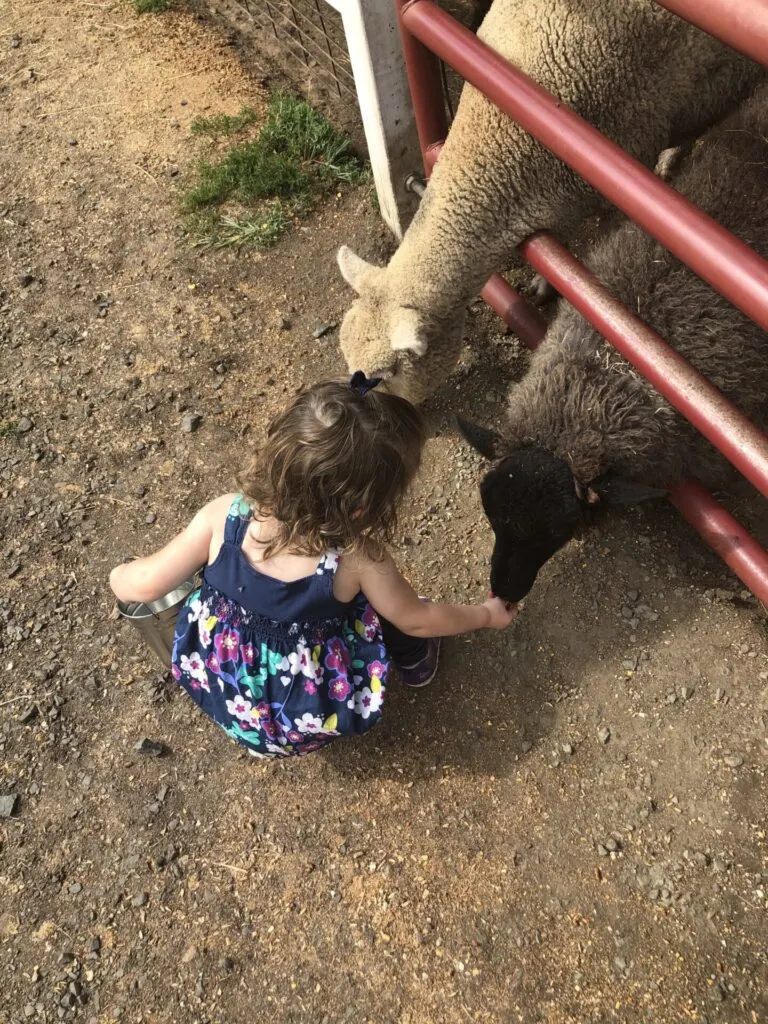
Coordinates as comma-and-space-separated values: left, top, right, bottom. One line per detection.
349, 370, 382, 396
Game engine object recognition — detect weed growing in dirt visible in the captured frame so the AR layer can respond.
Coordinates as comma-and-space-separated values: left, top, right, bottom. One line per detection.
190, 107, 260, 138
183, 92, 366, 249
191, 205, 290, 250
132, 0, 171, 12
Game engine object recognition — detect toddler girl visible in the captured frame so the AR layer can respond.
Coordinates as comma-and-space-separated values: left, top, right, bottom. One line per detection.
110, 373, 517, 758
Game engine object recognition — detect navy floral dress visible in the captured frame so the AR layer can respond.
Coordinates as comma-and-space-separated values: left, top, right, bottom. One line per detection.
171, 496, 388, 758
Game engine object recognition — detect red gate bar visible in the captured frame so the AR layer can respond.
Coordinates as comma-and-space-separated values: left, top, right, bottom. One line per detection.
479, 273, 548, 347
520, 231, 768, 500
399, 0, 768, 335
655, 0, 768, 69
669, 480, 768, 604
399, 3, 449, 165
397, 0, 768, 602
421, 144, 548, 347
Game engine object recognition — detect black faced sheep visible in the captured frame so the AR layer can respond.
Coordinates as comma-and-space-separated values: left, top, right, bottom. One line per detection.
336, 0, 763, 403
459, 83, 768, 604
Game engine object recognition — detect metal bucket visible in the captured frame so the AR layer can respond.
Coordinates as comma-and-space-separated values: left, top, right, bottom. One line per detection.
116, 577, 199, 667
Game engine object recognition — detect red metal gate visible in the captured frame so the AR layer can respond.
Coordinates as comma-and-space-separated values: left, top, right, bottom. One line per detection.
396, 0, 768, 604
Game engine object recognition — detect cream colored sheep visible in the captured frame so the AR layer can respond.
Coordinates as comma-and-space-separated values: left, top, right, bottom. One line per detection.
337, 0, 763, 403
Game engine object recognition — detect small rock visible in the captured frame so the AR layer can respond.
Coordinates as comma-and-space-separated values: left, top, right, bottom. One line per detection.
312, 322, 336, 339
278, 315, 292, 331
89, 937, 101, 954
723, 754, 743, 768
181, 945, 198, 964
168, 165, 179, 177
68, 138, 78, 146
680, 685, 694, 700
181, 413, 202, 434
0, 794, 19, 818
132, 892, 148, 908
11, 35, 21, 48
17, 417, 33, 433
598, 726, 611, 745
561, 742, 574, 755
597, 844, 608, 857
521, 740, 533, 754
218, 956, 235, 972
19, 704, 38, 724
134, 737, 168, 757
68, 883, 82, 895
145, 512, 157, 525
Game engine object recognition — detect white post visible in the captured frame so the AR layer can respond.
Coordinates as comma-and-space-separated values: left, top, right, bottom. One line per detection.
326, 0, 421, 238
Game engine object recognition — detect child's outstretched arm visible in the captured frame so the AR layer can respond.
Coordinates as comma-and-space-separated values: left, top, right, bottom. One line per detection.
109, 495, 231, 604
357, 552, 517, 637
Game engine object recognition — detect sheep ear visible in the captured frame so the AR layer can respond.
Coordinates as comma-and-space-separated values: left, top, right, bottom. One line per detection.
456, 416, 503, 460
337, 246, 375, 293
390, 307, 428, 358
594, 474, 668, 505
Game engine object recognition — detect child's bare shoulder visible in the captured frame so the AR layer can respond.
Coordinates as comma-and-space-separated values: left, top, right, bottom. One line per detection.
196, 493, 240, 527
342, 546, 396, 577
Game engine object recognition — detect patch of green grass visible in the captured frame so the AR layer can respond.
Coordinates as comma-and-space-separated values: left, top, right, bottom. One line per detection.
184, 146, 311, 210
190, 107, 260, 139
0, 421, 17, 438
133, 0, 171, 12
183, 92, 367, 249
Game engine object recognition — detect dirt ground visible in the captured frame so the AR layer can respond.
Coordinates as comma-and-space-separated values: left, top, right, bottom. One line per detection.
2, 2, 768, 1023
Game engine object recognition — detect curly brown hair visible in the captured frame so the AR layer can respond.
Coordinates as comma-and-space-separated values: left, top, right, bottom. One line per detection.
236, 379, 426, 559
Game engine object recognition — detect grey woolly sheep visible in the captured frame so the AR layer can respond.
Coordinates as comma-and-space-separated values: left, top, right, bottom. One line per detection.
337, 0, 763, 404
458, 83, 768, 604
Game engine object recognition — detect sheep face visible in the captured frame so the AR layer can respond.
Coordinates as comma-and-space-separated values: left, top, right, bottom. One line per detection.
479, 447, 585, 603
337, 246, 464, 404
460, 417, 671, 601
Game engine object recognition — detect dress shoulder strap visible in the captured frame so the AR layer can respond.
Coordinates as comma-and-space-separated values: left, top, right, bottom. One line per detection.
224, 494, 253, 546
315, 549, 341, 577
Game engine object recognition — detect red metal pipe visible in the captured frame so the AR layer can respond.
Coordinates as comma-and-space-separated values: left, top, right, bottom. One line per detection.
479, 274, 547, 348
396, 0, 449, 166
519, 231, 768, 500
400, 0, 768, 335
654, 0, 768, 70
423, 142, 548, 347
669, 479, 768, 604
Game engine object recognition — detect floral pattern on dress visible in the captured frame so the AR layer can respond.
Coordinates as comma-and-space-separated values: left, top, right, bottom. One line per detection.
171, 501, 389, 759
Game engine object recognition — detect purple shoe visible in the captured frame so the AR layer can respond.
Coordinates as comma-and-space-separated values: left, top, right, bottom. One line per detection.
398, 636, 441, 688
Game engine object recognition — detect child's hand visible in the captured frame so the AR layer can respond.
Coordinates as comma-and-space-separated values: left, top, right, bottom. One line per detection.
483, 594, 519, 629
